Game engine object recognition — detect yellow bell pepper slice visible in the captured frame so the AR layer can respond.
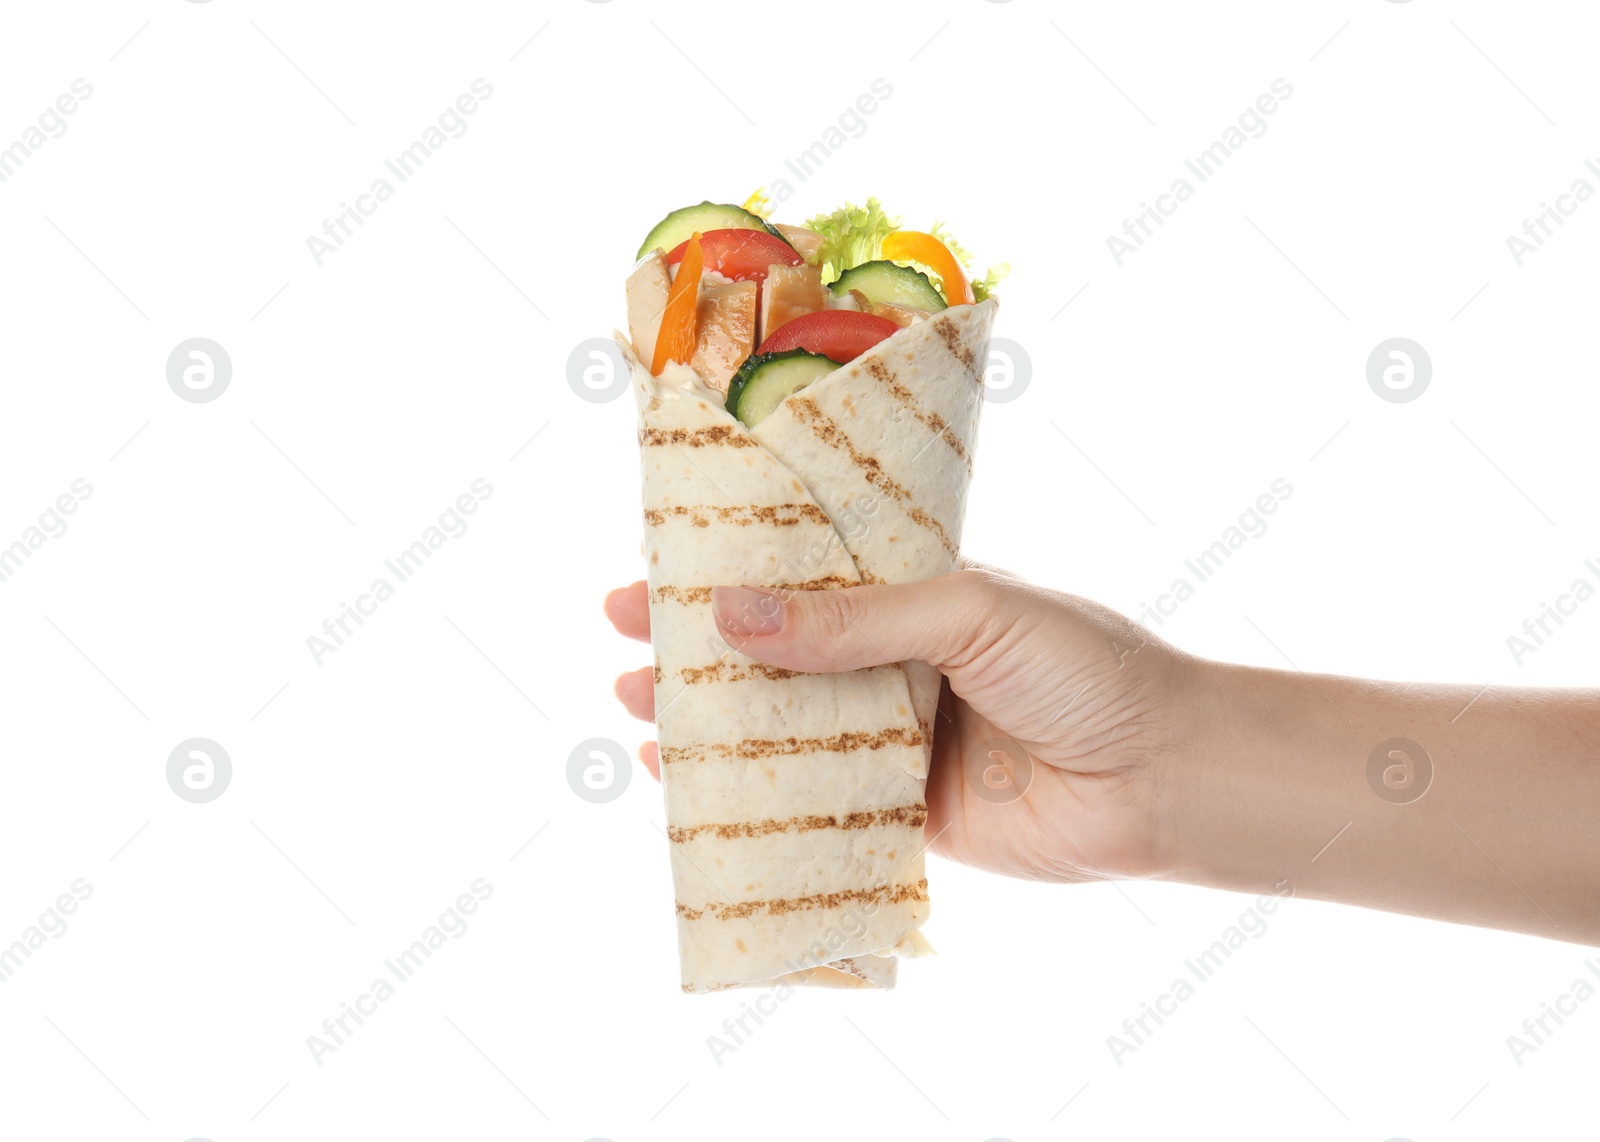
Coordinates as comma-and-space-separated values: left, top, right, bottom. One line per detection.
881, 230, 974, 307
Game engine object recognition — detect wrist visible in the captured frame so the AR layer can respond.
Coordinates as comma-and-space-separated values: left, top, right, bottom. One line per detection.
1150, 656, 1320, 893
1141, 650, 1231, 884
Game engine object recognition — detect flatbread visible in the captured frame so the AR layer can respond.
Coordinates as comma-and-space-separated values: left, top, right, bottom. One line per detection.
621, 296, 997, 992
749, 300, 996, 769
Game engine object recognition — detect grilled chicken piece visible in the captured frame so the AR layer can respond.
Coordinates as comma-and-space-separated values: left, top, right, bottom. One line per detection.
690, 279, 758, 394
625, 252, 671, 365
870, 302, 932, 328
759, 262, 827, 342
773, 223, 824, 264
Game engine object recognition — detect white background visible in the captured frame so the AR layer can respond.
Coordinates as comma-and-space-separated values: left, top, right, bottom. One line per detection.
1, 1, 1596, 1139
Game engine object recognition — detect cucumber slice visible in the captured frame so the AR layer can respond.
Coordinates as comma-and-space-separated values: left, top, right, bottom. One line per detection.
725, 350, 841, 427
636, 202, 791, 261
830, 260, 947, 311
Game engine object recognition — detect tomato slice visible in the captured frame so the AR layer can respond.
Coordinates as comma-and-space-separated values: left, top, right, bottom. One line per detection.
666, 228, 802, 284
755, 310, 900, 363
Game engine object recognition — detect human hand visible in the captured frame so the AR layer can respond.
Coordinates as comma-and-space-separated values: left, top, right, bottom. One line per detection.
604, 567, 1201, 885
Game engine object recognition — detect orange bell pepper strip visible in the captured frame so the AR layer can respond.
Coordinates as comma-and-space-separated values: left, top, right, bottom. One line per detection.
651, 232, 705, 375
880, 230, 974, 307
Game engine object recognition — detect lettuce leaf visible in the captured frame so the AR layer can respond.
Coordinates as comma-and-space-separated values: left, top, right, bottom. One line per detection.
805, 198, 902, 286
928, 221, 972, 267
971, 261, 1010, 302
804, 198, 1006, 300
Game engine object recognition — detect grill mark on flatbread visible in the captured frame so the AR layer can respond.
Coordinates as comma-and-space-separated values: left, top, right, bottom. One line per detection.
639, 425, 756, 448
672, 659, 904, 686
660, 727, 924, 764
932, 315, 979, 382
863, 358, 971, 470
677, 661, 805, 684
649, 576, 856, 606
676, 879, 930, 921
667, 803, 927, 843
651, 584, 715, 605
645, 504, 831, 528
786, 398, 958, 560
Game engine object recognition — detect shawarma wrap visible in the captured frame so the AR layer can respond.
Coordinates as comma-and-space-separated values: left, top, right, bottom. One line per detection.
620, 197, 1003, 991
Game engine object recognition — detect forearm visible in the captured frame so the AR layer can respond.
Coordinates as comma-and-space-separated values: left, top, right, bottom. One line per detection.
1161, 660, 1600, 943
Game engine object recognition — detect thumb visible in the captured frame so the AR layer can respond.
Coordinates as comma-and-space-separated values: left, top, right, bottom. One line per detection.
709, 571, 999, 674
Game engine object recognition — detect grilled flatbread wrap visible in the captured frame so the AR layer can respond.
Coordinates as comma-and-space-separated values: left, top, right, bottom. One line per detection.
622, 297, 997, 992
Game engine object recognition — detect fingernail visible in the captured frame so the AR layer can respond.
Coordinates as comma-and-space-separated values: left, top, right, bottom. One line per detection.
711, 586, 784, 636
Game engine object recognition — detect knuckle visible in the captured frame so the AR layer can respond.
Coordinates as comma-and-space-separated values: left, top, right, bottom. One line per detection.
805, 586, 861, 642
950, 567, 1010, 612
937, 567, 1017, 666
